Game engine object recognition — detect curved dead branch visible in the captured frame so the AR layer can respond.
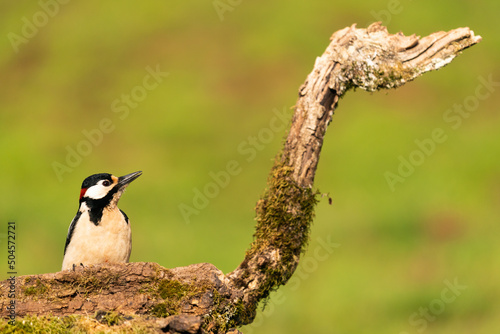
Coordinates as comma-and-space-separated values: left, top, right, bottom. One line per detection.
0, 23, 481, 333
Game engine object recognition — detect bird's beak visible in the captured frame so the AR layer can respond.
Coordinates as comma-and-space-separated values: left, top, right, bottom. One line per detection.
118, 171, 142, 189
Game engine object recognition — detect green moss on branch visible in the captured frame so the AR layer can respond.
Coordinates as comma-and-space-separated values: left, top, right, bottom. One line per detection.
245, 158, 319, 300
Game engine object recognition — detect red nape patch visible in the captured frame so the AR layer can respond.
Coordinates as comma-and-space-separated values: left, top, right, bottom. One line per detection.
80, 188, 87, 200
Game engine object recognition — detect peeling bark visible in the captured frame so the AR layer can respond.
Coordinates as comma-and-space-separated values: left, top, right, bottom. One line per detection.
0, 23, 481, 333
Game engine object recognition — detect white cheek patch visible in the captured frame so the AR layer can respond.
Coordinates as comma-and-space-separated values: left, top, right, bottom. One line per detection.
84, 184, 113, 199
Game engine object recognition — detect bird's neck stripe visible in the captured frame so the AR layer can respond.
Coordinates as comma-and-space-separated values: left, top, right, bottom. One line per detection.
80, 188, 87, 200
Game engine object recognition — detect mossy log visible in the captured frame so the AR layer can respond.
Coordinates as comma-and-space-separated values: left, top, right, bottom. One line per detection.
0, 23, 480, 333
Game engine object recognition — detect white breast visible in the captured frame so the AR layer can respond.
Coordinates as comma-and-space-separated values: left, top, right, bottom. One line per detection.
62, 207, 131, 270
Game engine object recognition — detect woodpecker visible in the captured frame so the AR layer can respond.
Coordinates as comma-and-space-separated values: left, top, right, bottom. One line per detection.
62, 171, 142, 271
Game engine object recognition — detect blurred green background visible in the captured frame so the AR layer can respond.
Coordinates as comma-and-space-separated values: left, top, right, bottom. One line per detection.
1, 0, 499, 333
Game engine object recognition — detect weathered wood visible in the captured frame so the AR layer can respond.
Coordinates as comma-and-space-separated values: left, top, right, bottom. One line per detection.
226, 22, 481, 313
0, 23, 480, 333
2, 262, 225, 316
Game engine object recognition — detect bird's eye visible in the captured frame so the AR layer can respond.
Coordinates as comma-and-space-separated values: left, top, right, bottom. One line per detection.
102, 180, 111, 187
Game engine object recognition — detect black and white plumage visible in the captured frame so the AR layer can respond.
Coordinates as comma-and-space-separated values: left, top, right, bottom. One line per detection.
62, 171, 142, 271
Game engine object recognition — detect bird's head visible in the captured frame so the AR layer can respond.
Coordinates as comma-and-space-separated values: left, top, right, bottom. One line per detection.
79, 171, 142, 209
